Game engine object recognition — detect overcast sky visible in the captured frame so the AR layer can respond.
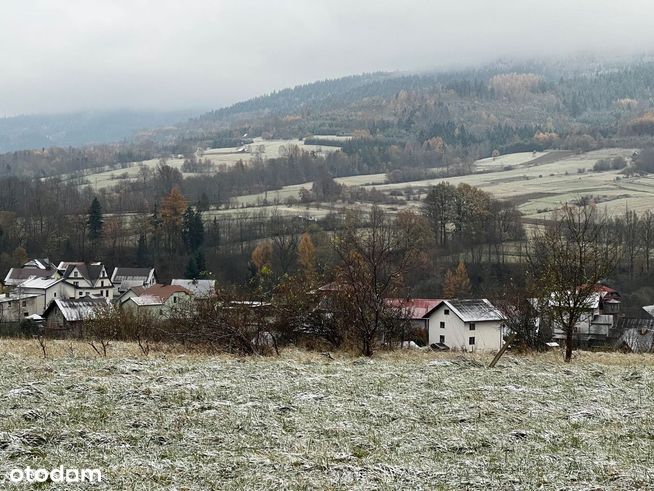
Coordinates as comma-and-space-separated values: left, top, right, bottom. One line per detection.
1, 0, 653, 115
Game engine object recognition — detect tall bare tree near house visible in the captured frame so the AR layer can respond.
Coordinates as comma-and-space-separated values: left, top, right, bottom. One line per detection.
332, 207, 423, 356
527, 204, 620, 362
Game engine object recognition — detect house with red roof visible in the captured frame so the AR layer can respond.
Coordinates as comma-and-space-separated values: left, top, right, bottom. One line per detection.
120, 284, 192, 318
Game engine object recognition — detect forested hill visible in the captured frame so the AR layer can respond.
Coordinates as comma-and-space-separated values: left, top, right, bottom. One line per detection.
192, 72, 436, 122
3, 57, 654, 177
181, 57, 654, 151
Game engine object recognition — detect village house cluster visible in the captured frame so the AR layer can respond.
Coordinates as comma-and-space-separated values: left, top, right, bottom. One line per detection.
2, 257, 654, 353
0, 258, 215, 332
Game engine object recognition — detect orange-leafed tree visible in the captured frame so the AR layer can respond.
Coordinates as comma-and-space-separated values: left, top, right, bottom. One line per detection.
160, 187, 188, 253
442, 261, 472, 298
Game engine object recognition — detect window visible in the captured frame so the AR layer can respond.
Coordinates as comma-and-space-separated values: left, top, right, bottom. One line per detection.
7, 302, 11, 307
105, 290, 109, 297
21, 300, 26, 307
23, 312, 28, 317
159, 309, 163, 315
440, 321, 445, 329
74, 281, 79, 287
173, 296, 177, 303
439, 335, 445, 344
444, 309, 450, 315
469, 323, 476, 331
469, 337, 475, 346
53, 292, 57, 298
101, 281, 104, 287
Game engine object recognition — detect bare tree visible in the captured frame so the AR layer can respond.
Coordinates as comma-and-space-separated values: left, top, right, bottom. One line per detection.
492, 283, 547, 351
331, 207, 424, 356
527, 204, 620, 362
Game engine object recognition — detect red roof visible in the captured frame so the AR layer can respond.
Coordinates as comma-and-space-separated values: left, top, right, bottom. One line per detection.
138, 284, 191, 302
592, 284, 617, 294
385, 298, 442, 319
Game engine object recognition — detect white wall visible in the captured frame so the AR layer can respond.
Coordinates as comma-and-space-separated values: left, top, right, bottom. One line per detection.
428, 307, 503, 352
0, 295, 43, 321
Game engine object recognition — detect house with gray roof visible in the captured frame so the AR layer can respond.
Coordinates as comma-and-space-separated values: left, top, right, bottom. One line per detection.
0, 292, 43, 321
59, 262, 114, 300
43, 297, 110, 334
171, 279, 215, 298
111, 267, 157, 294
428, 299, 506, 352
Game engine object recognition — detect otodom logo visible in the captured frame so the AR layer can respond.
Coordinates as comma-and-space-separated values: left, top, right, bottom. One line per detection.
1, 466, 102, 484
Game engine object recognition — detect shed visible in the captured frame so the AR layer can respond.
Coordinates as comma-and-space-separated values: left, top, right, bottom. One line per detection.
43, 297, 110, 334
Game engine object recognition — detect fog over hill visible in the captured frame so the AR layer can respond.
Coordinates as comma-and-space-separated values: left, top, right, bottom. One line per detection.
2, 0, 654, 116
0, 109, 199, 152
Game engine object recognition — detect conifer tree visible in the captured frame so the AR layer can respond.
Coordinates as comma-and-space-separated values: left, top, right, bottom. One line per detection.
136, 234, 148, 266
87, 197, 104, 242
185, 255, 199, 279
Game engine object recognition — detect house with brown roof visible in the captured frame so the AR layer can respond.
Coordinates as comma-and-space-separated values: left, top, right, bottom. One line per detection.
3, 258, 59, 288
120, 284, 192, 318
385, 298, 442, 346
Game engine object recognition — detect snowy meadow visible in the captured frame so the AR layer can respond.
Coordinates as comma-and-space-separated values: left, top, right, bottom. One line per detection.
0, 341, 653, 489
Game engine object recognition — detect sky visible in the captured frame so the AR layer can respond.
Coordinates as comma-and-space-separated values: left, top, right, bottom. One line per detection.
1, 0, 653, 115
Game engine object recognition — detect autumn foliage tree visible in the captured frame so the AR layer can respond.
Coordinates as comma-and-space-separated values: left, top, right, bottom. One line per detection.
297, 233, 317, 283
442, 261, 472, 298
160, 187, 188, 253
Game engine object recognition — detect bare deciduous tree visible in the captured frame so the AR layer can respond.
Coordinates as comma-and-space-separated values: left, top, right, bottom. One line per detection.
527, 204, 620, 362
331, 207, 423, 356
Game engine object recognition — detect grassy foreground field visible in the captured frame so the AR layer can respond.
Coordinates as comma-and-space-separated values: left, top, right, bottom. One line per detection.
1, 341, 653, 489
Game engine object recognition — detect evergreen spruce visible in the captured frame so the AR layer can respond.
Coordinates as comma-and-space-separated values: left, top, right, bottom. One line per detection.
136, 233, 148, 266
182, 207, 204, 251
185, 255, 199, 279
87, 197, 104, 241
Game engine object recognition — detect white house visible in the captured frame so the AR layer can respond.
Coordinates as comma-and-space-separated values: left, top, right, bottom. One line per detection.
0, 292, 43, 321
60, 262, 114, 300
428, 299, 505, 352
15, 277, 70, 314
120, 284, 192, 318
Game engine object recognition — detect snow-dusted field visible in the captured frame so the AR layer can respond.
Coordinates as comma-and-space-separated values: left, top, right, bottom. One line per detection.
1, 342, 653, 489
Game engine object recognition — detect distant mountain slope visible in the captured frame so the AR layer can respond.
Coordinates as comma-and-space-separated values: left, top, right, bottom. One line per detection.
180, 57, 654, 146
193, 72, 440, 123
0, 109, 199, 152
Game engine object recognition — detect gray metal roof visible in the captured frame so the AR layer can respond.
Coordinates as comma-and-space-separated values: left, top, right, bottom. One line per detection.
112, 267, 154, 282
46, 297, 110, 322
444, 299, 505, 322
171, 279, 215, 298
3, 267, 56, 286
617, 327, 654, 353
